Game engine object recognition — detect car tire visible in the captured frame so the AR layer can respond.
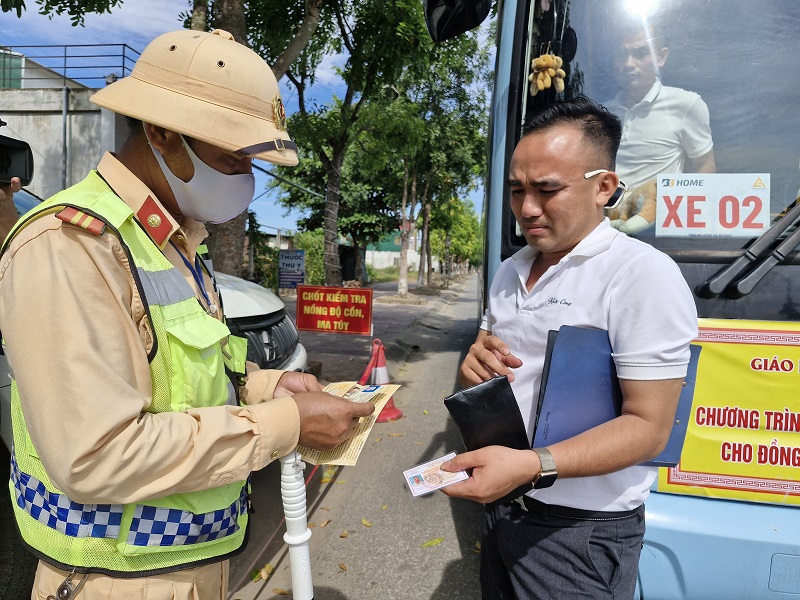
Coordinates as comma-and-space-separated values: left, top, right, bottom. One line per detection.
0, 443, 36, 600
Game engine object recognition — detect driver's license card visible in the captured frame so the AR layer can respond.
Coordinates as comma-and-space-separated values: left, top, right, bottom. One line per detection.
403, 451, 468, 497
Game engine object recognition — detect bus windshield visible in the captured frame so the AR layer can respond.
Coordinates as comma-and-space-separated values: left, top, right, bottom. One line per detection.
518, 0, 800, 250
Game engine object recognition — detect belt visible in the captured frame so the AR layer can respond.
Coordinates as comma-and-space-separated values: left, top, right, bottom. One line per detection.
517, 496, 642, 522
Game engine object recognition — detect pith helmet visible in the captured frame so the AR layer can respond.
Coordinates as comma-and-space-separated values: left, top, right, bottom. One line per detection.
91, 29, 297, 166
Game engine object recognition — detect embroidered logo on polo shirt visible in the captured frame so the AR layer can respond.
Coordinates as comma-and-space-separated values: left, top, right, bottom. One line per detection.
547, 297, 572, 307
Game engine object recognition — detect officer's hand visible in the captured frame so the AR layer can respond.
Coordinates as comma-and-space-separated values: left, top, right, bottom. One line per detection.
0, 177, 21, 243
0, 176, 22, 200
459, 334, 523, 387
293, 392, 375, 451
274, 371, 323, 397
440, 446, 539, 504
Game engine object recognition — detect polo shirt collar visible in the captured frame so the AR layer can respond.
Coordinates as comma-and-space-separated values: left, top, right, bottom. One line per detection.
639, 78, 662, 105
510, 219, 620, 282
612, 78, 662, 110
96, 152, 207, 253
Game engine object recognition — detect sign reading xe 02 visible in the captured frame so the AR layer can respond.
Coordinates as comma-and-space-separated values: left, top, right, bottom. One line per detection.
295, 285, 373, 335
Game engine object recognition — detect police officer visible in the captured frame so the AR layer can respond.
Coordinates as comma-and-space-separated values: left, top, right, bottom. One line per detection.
0, 29, 373, 599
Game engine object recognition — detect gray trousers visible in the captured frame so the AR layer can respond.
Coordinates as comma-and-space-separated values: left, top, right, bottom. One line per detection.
481, 499, 645, 600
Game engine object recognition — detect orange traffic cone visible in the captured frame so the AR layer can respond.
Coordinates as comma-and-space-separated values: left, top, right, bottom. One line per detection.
359, 338, 403, 422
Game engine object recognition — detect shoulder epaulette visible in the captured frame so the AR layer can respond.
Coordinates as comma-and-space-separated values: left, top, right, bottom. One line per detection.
55, 207, 106, 236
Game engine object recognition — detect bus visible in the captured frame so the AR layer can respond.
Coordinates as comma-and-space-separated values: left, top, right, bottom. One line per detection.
425, 1, 800, 598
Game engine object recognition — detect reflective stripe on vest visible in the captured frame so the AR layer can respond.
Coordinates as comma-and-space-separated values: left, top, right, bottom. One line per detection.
10, 446, 123, 539
127, 487, 247, 548
137, 267, 197, 306
11, 446, 246, 548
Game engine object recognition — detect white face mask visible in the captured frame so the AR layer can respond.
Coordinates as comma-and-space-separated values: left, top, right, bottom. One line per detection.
148, 134, 255, 224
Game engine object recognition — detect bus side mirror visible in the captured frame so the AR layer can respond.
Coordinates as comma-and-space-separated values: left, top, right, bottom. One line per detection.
423, 0, 492, 43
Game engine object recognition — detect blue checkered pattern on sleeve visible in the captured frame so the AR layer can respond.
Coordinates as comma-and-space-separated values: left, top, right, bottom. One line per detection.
127, 485, 247, 547
10, 447, 123, 539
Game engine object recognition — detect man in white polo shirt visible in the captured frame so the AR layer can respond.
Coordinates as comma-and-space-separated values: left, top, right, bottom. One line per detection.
605, 20, 715, 234
442, 98, 697, 599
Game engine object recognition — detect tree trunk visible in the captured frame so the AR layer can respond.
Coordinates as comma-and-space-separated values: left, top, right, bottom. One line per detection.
272, 0, 325, 79
190, 0, 208, 31
397, 160, 410, 296
203, 0, 248, 276
426, 229, 432, 285
323, 152, 344, 286
416, 197, 430, 286
353, 239, 363, 284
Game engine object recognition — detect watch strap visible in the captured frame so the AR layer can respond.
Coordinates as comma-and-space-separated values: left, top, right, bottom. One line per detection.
532, 447, 558, 489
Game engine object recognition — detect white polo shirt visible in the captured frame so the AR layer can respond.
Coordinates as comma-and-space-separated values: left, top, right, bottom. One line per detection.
605, 79, 713, 191
482, 219, 697, 511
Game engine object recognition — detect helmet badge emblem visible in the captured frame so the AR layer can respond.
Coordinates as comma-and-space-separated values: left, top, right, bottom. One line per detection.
272, 95, 287, 131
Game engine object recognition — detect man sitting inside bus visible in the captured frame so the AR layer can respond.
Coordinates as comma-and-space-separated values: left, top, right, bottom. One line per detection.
442, 98, 697, 600
604, 19, 715, 234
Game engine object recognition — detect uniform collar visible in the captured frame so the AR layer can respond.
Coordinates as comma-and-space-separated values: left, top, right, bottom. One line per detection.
96, 152, 207, 253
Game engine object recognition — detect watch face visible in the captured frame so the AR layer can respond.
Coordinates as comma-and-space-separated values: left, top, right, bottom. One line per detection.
533, 472, 557, 489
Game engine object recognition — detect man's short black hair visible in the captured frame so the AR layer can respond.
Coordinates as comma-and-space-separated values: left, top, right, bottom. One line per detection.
521, 98, 622, 170
125, 116, 143, 138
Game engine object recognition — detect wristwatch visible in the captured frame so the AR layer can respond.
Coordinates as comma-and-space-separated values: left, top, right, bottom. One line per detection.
532, 447, 558, 489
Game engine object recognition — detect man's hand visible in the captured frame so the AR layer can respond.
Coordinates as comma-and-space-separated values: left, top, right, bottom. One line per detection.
439, 446, 539, 504
617, 180, 657, 220
0, 176, 21, 242
293, 392, 375, 451
274, 371, 323, 397
459, 330, 523, 387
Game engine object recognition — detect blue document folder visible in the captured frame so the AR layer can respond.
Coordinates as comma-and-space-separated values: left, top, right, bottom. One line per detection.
531, 326, 701, 467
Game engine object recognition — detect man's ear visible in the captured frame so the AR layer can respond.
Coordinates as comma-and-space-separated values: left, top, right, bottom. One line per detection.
143, 123, 193, 182
657, 46, 669, 69
595, 171, 621, 208
144, 123, 180, 155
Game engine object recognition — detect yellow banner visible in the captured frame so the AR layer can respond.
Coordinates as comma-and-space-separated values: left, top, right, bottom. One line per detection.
659, 318, 800, 505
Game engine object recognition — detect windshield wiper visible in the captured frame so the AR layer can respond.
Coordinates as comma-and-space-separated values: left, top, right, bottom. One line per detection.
727, 223, 800, 298
696, 199, 800, 298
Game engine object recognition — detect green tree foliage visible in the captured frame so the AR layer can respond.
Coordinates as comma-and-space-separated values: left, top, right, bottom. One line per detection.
281, 0, 434, 286
292, 228, 326, 285
245, 211, 280, 288
1, 0, 122, 24
276, 22, 490, 289
429, 196, 482, 268
341, 28, 489, 291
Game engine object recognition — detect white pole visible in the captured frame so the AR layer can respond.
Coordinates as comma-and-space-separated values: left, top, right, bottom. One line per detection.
280, 451, 314, 599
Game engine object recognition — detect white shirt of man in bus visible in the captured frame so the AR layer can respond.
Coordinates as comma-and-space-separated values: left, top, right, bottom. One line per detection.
605, 27, 715, 234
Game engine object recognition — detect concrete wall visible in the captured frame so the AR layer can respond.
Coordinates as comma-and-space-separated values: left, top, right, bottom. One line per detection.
365, 248, 441, 272
1, 88, 122, 199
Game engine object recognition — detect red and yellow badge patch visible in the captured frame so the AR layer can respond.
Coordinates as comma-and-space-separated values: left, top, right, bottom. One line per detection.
55, 207, 106, 236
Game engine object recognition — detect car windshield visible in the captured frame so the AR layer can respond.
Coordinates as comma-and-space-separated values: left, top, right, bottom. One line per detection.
521, 0, 800, 251
13, 189, 42, 216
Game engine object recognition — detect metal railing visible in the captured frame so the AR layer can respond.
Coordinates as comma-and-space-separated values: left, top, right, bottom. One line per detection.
0, 44, 140, 89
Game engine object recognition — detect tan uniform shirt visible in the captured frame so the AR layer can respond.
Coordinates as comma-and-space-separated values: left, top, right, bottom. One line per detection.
0, 152, 300, 508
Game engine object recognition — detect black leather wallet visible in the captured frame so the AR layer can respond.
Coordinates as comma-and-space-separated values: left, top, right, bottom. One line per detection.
444, 375, 533, 503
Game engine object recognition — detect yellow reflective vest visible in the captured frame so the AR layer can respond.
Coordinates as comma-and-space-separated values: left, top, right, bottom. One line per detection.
2, 172, 250, 575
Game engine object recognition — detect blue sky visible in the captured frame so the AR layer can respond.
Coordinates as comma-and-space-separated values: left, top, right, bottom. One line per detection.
1, 1, 485, 231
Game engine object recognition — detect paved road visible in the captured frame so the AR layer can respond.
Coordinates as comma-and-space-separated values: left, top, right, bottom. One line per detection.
229, 274, 484, 600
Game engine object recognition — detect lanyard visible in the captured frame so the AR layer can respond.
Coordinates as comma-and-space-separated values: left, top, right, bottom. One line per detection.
170, 241, 218, 315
